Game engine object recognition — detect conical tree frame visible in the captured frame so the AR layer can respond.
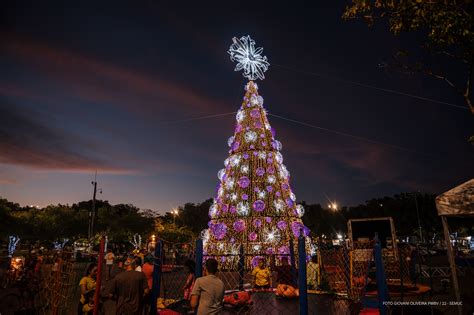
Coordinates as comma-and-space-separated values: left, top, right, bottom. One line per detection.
204, 81, 311, 270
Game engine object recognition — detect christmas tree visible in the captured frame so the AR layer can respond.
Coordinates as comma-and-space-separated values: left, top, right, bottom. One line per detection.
203, 36, 311, 269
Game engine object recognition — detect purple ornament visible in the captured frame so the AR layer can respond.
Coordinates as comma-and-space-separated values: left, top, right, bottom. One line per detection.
238, 176, 250, 188
278, 246, 289, 254
236, 124, 243, 133
267, 166, 275, 174
229, 206, 237, 214
271, 140, 278, 150
250, 144, 255, 149
241, 194, 248, 200
256, 167, 265, 177
276, 191, 281, 197
233, 219, 246, 232
267, 158, 273, 164
286, 198, 294, 207
254, 187, 260, 192
250, 109, 260, 119
261, 141, 267, 147
243, 153, 249, 159
210, 223, 227, 240
248, 232, 257, 241
268, 152, 273, 157
265, 216, 272, 223
251, 256, 263, 267
282, 183, 289, 191
231, 141, 240, 151
253, 200, 266, 212
266, 247, 274, 255
271, 128, 276, 137
222, 204, 229, 213
277, 221, 287, 230
254, 121, 262, 128
254, 219, 262, 228
291, 221, 310, 237
266, 185, 273, 192
253, 151, 258, 156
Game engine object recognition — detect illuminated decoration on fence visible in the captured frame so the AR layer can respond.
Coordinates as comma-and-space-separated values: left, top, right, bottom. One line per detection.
204, 42, 312, 268
130, 234, 142, 249
228, 35, 270, 81
53, 238, 69, 250
8, 235, 20, 257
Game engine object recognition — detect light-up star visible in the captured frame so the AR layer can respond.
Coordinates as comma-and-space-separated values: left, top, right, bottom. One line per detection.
228, 35, 270, 81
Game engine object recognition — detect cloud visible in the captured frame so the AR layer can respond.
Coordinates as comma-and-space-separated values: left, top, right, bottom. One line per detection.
0, 104, 129, 173
269, 118, 434, 191
1, 33, 227, 116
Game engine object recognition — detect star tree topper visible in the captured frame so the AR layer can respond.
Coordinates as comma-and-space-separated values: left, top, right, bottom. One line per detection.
228, 35, 270, 81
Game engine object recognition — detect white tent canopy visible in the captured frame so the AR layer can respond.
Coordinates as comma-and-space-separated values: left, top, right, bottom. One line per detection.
436, 179, 474, 217
435, 178, 474, 315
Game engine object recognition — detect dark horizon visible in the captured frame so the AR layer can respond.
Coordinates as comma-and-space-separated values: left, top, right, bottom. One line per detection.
1, 1, 472, 213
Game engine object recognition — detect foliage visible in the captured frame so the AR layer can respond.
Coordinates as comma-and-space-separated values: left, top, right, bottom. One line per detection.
343, 0, 474, 114
0, 198, 155, 242
161, 199, 212, 235
302, 192, 472, 239
155, 219, 195, 243
2, 192, 471, 245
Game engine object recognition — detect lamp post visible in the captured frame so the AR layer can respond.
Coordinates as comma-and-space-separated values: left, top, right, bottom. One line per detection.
413, 193, 423, 243
172, 209, 179, 225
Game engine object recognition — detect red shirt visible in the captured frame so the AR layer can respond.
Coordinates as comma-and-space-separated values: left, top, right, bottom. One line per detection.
141, 263, 153, 289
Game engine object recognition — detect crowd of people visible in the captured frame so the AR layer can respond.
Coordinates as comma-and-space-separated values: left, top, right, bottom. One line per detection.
76, 247, 321, 315
78, 248, 154, 315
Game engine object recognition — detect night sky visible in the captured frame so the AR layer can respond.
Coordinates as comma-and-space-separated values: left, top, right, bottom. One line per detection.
1, 1, 472, 212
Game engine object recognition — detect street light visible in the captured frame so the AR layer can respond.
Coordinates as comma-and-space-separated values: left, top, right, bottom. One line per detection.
328, 202, 338, 211
172, 209, 179, 225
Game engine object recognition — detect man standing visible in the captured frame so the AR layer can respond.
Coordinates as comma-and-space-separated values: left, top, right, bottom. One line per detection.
190, 258, 225, 315
105, 249, 115, 281
109, 257, 149, 315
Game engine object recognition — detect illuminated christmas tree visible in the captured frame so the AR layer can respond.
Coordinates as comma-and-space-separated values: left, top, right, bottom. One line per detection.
203, 36, 311, 269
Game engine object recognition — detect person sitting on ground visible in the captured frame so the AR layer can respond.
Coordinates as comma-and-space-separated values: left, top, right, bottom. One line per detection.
275, 257, 298, 298
190, 258, 225, 315
252, 258, 272, 290
78, 263, 97, 315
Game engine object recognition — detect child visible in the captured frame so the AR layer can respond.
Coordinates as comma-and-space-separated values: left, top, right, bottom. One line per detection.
183, 260, 195, 300
252, 258, 271, 290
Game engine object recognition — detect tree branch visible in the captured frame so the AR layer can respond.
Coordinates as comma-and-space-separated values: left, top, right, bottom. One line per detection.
463, 58, 474, 114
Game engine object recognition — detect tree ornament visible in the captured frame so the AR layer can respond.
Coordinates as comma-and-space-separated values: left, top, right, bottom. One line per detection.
233, 219, 246, 232
204, 37, 312, 269
238, 176, 250, 188
253, 200, 266, 212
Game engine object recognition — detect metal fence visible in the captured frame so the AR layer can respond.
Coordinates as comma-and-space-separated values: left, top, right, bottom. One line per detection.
148, 238, 473, 315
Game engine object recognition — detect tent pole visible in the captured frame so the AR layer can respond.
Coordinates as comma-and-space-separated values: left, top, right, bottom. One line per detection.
441, 215, 462, 315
